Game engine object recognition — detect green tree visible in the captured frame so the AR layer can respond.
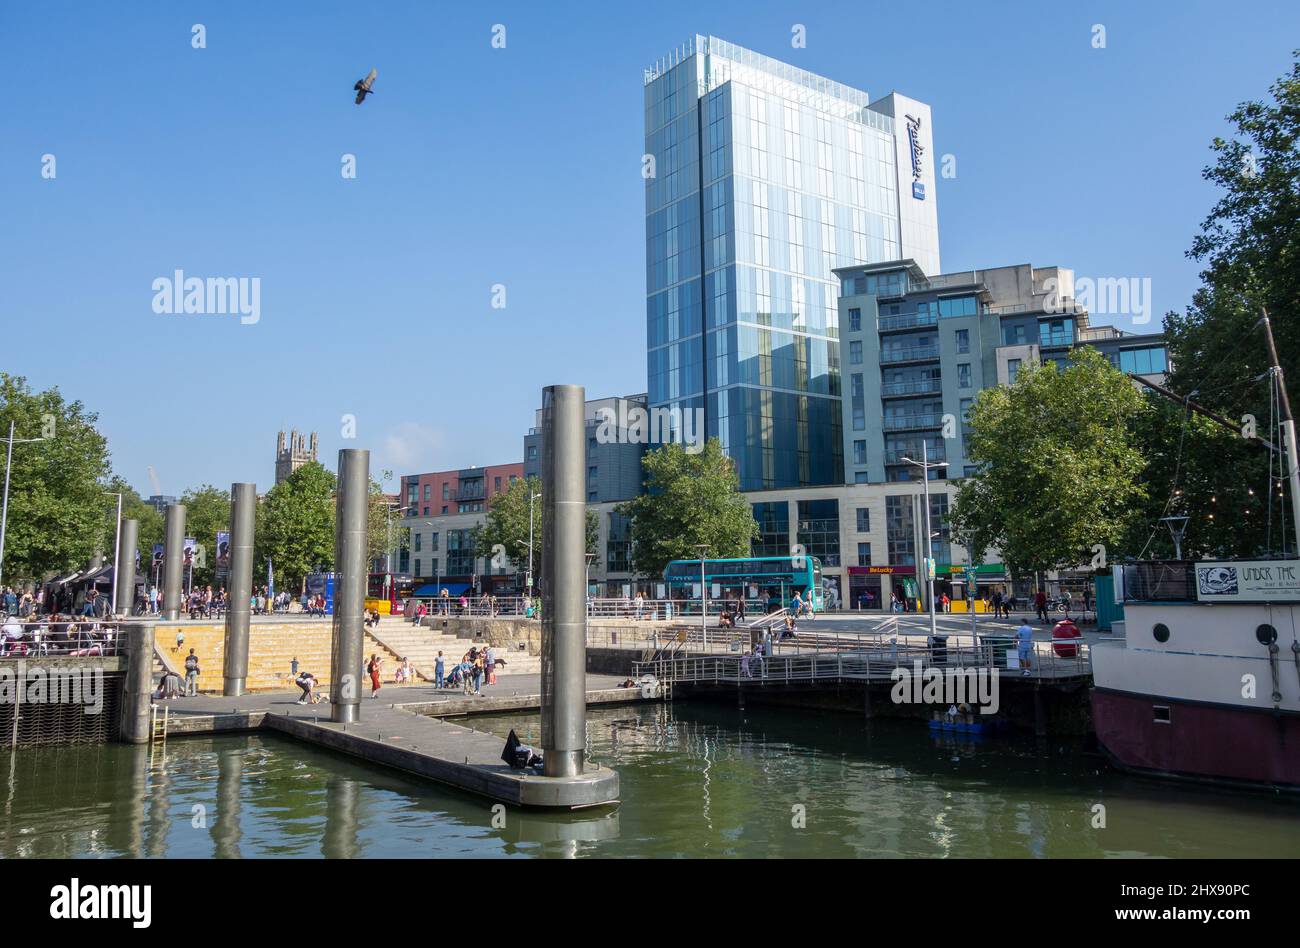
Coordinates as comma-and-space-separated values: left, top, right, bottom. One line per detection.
618, 439, 758, 579
178, 484, 231, 587
368, 479, 404, 568
949, 348, 1150, 577
1122, 396, 1281, 560
256, 461, 336, 592
0, 373, 112, 584
1138, 52, 1300, 560
472, 476, 598, 583
1165, 52, 1300, 417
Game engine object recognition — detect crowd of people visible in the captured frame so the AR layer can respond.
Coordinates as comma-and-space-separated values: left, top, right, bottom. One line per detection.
0, 612, 118, 657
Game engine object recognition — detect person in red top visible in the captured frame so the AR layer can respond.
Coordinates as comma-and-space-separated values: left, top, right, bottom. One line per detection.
1035, 590, 1048, 624
367, 653, 382, 697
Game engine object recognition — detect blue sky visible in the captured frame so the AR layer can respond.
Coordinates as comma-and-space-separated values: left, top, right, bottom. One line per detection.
2, 1, 1295, 497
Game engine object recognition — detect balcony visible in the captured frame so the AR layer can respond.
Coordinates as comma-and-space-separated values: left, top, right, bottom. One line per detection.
877, 311, 939, 333
880, 345, 940, 365
1039, 330, 1075, 348
455, 483, 485, 502
885, 447, 947, 465
881, 377, 942, 398
882, 413, 945, 433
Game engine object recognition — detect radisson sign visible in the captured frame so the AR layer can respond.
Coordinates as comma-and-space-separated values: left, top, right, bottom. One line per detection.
905, 113, 925, 200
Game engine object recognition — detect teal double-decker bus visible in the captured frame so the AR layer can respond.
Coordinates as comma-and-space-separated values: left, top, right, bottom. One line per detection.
663, 556, 824, 610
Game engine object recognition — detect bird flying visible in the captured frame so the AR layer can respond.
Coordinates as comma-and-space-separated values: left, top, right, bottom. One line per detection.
354, 68, 377, 105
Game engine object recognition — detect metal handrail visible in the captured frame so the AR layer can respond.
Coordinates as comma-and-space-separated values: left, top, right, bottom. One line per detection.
881, 378, 942, 397
632, 628, 1091, 683
881, 345, 940, 364
0, 620, 123, 657
883, 413, 945, 432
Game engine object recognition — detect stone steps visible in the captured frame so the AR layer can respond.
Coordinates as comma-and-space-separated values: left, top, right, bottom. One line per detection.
369, 619, 540, 680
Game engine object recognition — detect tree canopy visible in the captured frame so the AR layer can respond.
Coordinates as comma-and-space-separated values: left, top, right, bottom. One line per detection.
949, 348, 1150, 576
0, 373, 112, 584
618, 439, 758, 579
472, 475, 598, 582
255, 462, 336, 592
1165, 52, 1300, 419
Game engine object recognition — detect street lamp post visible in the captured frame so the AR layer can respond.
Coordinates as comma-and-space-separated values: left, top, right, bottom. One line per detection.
695, 543, 709, 651
0, 420, 48, 591
103, 491, 122, 615
900, 443, 948, 647
584, 552, 596, 640
527, 489, 541, 600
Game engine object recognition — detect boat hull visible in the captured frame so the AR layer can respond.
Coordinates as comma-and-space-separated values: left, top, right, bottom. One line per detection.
1091, 687, 1300, 791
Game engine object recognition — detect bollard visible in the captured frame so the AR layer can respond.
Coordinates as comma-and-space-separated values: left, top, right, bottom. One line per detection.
223, 482, 256, 696
540, 384, 587, 778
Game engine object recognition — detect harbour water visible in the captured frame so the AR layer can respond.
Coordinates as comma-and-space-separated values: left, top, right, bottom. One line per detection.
2, 702, 1297, 858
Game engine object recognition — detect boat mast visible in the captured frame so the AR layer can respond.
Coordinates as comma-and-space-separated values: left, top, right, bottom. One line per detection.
1259, 309, 1300, 553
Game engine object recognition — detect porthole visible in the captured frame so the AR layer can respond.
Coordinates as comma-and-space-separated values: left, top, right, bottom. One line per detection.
1152, 623, 1170, 643
1256, 624, 1277, 645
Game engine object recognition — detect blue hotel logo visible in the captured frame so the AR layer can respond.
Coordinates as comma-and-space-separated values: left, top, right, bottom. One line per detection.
905, 114, 925, 201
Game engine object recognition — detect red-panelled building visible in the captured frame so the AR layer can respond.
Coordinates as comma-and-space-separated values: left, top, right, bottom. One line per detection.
399, 463, 524, 518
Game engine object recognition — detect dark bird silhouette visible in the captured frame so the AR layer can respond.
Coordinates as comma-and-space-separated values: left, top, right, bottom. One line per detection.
354, 68, 377, 105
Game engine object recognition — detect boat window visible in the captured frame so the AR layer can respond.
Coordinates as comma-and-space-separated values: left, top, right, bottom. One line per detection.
1256, 624, 1277, 645
1152, 623, 1170, 643
1153, 705, 1171, 724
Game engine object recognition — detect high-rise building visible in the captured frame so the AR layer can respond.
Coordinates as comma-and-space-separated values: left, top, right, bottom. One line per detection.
644, 35, 939, 492
275, 430, 318, 484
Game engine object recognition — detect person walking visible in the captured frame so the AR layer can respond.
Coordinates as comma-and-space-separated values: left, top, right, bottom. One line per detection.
367, 653, 382, 698
435, 650, 445, 689
1034, 589, 1048, 624
183, 648, 200, 696
472, 653, 486, 695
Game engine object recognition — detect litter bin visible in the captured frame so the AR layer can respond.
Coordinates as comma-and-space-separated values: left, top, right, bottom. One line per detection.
928, 633, 949, 666
981, 633, 1014, 669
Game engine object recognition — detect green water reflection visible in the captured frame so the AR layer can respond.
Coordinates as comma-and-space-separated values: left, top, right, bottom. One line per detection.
1, 702, 1296, 858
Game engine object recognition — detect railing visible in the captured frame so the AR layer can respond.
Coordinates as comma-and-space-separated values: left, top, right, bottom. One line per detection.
884, 447, 945, 465
881, 345, 940, 364
633, 630, 1092, 684
877, 311, 939, 332
586, 599, 684, 620
883, 413, 944, 432
0, 620, 124, 657
881, 378, 942, 398
986, 300, 1084, 316
407, 596, 532, 618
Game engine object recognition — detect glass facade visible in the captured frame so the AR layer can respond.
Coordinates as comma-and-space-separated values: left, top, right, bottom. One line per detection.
796, 499, 840, 566
1111, 345, 1168, 375
752, 500, 790, 557
646, 37, 904, 490
446, 529, 476, 576
885, 494, 914, 565
606, 513, 633, 573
